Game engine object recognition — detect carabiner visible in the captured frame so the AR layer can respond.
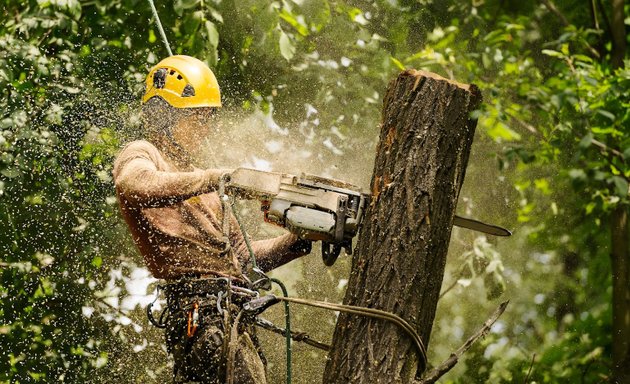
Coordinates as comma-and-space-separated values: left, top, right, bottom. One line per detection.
187, 302, 200, 338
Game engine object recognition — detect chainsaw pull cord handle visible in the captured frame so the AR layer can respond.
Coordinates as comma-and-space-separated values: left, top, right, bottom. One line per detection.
218, 174, 233, 256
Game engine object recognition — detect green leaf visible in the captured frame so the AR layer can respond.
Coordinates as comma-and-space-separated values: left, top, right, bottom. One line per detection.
611, 176, 629, 197
390, 56, 405, 71
279, 9, 309, 36
279, 30, 295, 61
568, 168, 587, 181
1, 168, 20, 178
173, 0, 199, 16
205, 20, 219, 48
91, 256, 103, 268
485, 120, 522, 141
209, 7, 223, 23
542, 49, 564, 58
573, 54, 593, 63
596, 109, 615, 121
579, 133, 593, 148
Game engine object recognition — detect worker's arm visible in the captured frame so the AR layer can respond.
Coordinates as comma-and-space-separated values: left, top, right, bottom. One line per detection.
113, 141, 225, 207
236, 232, 312, 272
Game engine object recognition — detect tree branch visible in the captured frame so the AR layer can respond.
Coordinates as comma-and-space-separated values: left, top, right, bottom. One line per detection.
541, 0, 570, 26
414, 300, 509, 384
590, 0, 600, 30
610, 0, 627, 69
255, 318, 331, 351
540, 0, 601, 59
524, 353, 536, 383
590, 138, 626, 163
512, 117, 543, 138
596, 0, 612, 37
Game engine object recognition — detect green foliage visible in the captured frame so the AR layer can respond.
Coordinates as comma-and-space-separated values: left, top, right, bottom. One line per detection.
0, 1, 142, 381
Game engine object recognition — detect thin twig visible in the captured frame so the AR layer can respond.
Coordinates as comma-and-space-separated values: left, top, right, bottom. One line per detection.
540, 0, 601, 59
415, 300, 510, 384
439, 279, 459, 300
255, 318, 331, 351
512, 117, 542, 138
541, 0, 569, 26
95, 296, 132, 318
591, 138, 626, 162
439, 267, 466, 300
589, 0, 600, 30
596, 0, 612, 36
524, 353, 536, 383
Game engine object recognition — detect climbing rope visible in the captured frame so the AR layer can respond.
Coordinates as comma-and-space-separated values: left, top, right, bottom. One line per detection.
244, 294, 428, 375
146, 0, 173, 56
271, 278, 292, 384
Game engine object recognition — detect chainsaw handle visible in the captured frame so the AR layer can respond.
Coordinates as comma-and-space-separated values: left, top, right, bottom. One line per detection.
321, 242, 342, 266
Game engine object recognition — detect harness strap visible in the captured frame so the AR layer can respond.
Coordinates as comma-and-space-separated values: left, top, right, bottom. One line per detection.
225, 310, 244, 384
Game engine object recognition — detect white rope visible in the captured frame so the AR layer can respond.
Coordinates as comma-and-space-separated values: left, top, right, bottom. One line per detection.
147, 0, 173, 56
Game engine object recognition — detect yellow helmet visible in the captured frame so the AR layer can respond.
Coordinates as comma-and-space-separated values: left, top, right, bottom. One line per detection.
142, 55, 221, 108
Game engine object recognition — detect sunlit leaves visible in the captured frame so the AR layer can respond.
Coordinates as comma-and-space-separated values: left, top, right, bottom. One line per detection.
455, 236, 506, 300
205, 20, 219, 48
279, 30, 296, 61
173, 0, 200, 17
278, 7, 309, 36
0, 2, 135, 379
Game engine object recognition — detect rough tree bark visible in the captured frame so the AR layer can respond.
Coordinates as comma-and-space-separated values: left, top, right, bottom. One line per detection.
323, 70, 481, 383
611, 206, 630, 383
609, 3, 628, 382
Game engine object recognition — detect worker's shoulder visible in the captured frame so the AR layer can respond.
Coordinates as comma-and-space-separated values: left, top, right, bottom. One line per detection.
116, 140, 160, 160
113, 140, 160, 171
120, 139, 158, 154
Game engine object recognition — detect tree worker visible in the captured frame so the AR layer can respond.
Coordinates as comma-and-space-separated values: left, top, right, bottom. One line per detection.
112, 55, 312, 383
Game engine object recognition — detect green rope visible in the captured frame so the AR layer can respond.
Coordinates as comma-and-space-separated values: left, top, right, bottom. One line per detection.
147, 0, 173, 56
230, 203, 292, 384
271, 278, 292, 384
230, 203, 258, 270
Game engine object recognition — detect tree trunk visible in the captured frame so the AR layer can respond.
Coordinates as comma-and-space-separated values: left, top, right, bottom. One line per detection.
610, 0, 627, 69
323, 70, 481, 383
609, 4, 628, 382
611, 206, 630, 384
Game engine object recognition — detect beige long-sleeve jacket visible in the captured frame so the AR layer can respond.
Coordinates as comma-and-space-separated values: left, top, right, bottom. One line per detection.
113, 139, 305, 281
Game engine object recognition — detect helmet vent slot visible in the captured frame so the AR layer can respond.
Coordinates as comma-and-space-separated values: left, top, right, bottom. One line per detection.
153, 68, 167, 89
182, 84, 195, 97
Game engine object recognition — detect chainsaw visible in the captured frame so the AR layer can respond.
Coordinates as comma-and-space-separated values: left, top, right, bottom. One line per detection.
225, 168, 511, 266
